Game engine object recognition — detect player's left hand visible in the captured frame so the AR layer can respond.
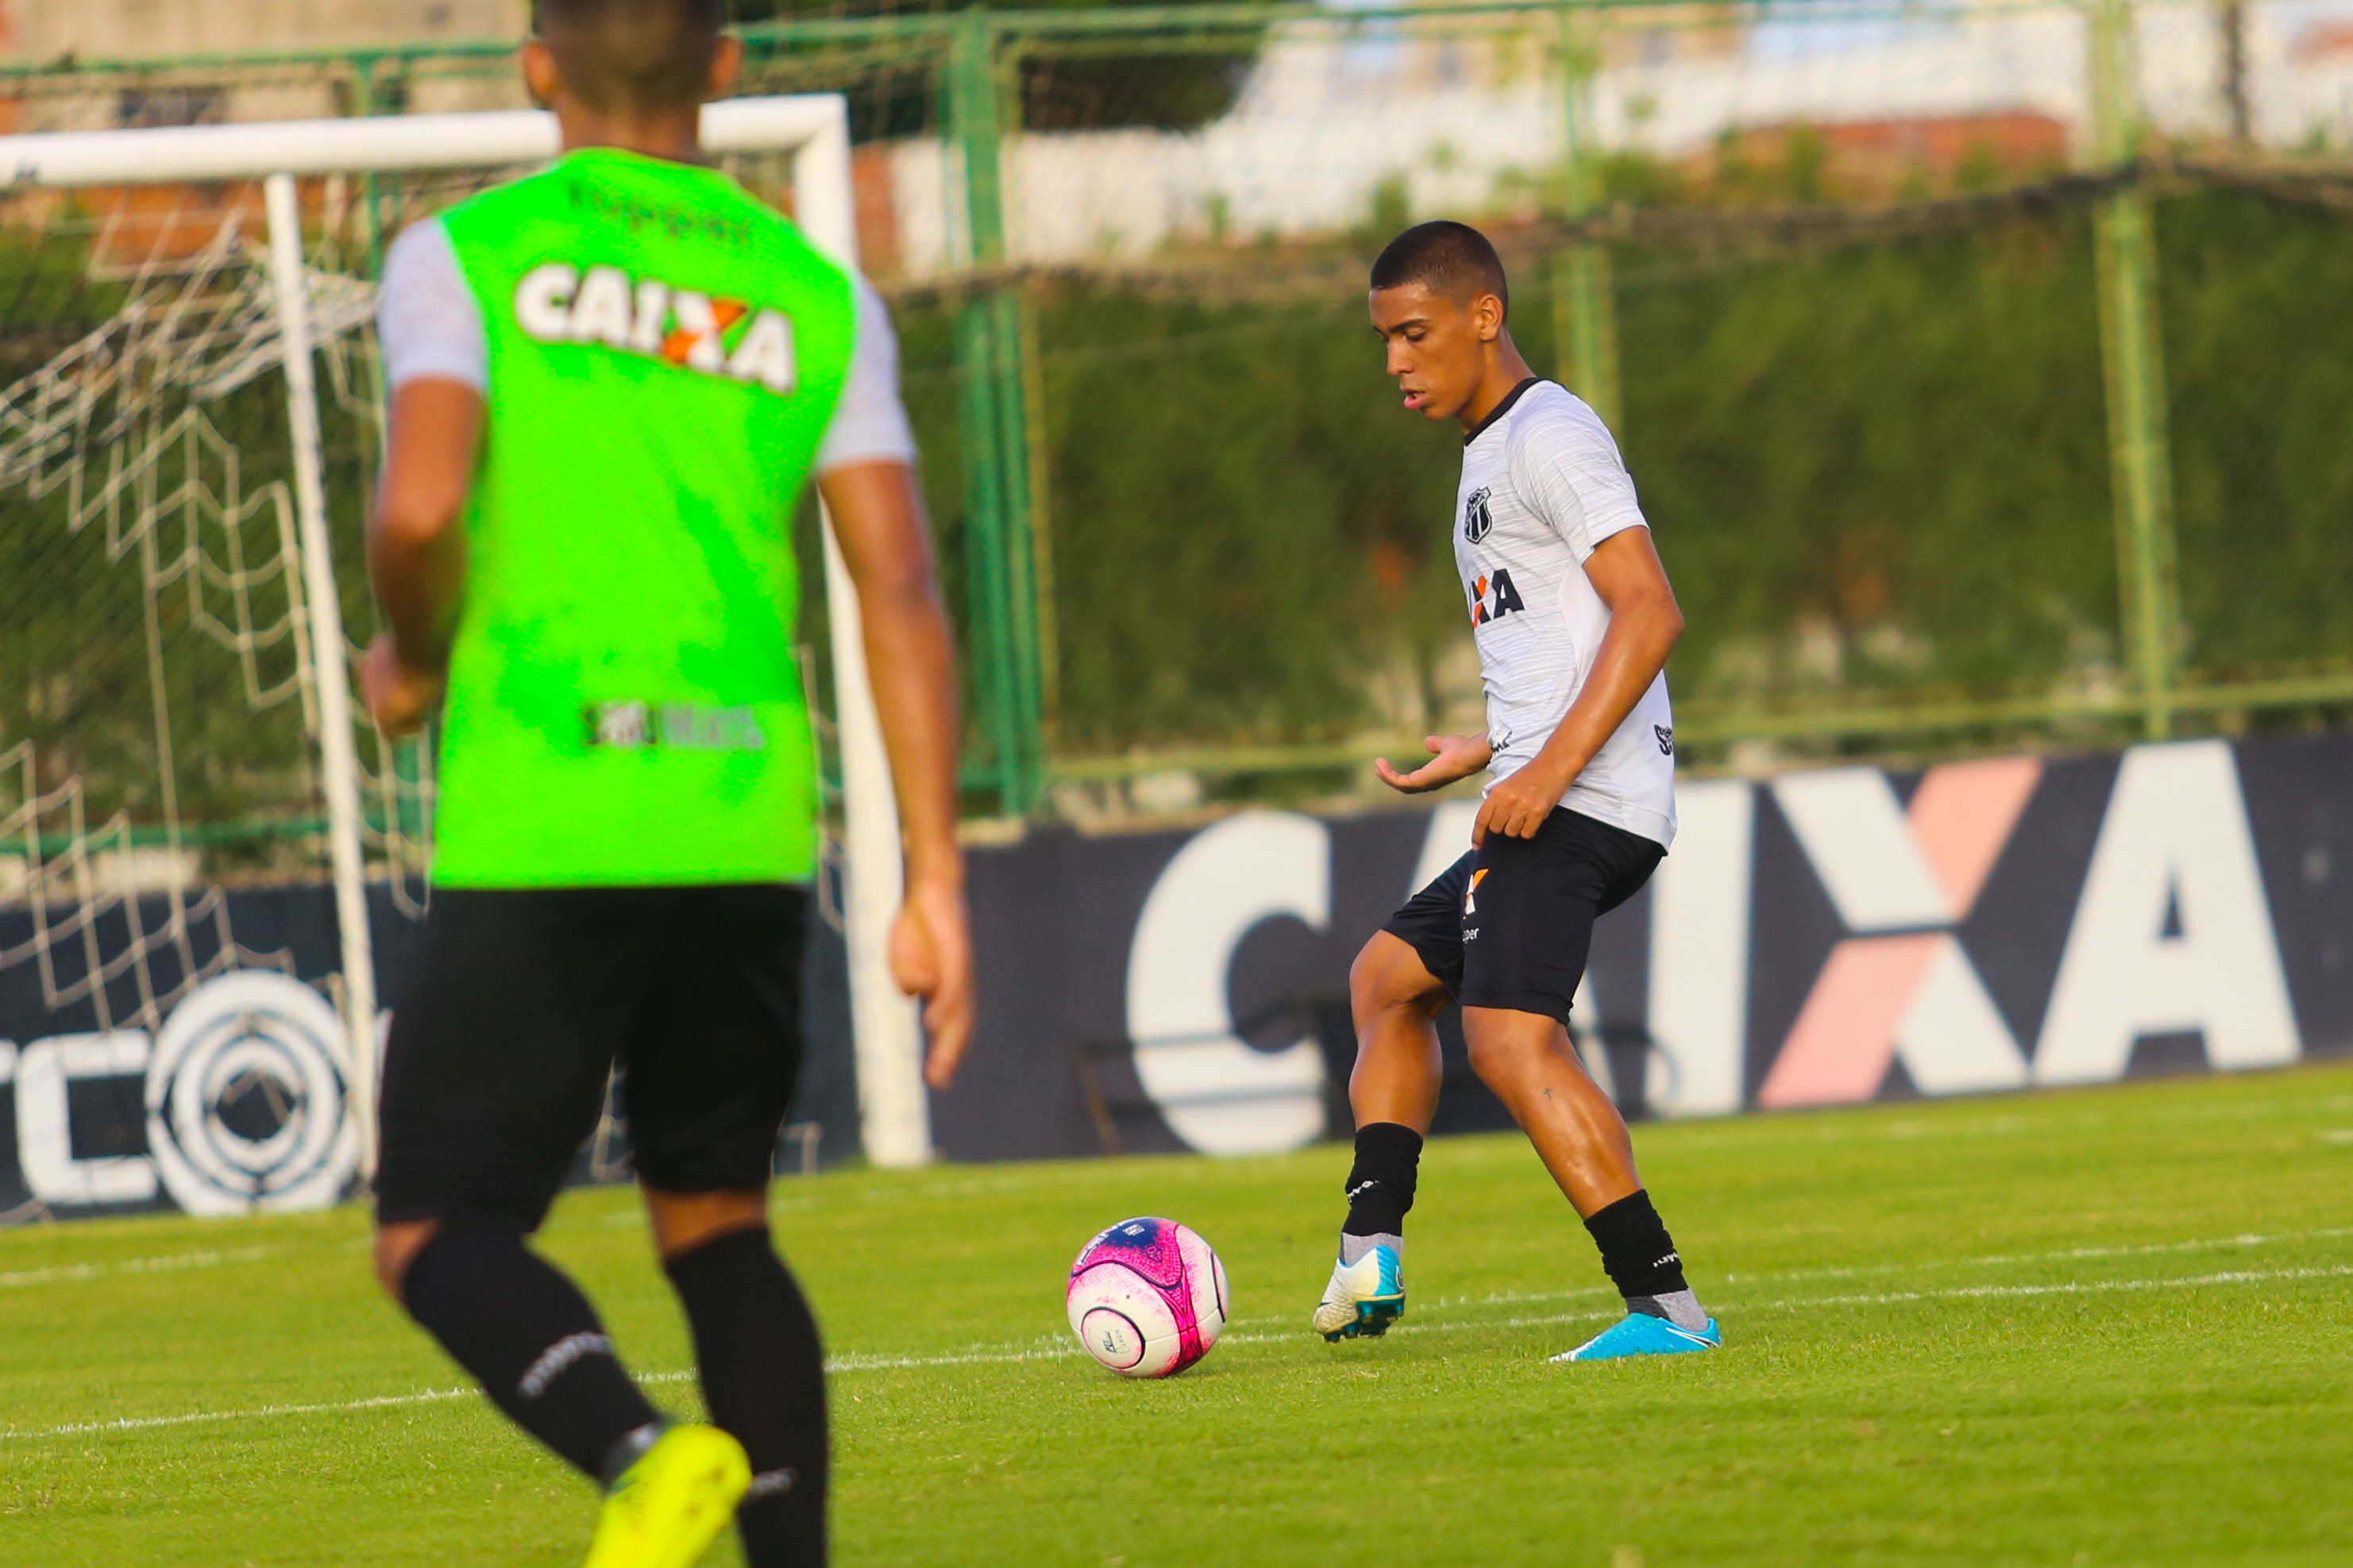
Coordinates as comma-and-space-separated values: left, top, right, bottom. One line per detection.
361, 636, 446, 738
891, 875, 975, 1090
1472, 763, 1568, 846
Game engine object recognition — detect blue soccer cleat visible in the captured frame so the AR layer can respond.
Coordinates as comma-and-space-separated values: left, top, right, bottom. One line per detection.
1312, 1244, 1406, 1342
1551, 1312, 1722, 1362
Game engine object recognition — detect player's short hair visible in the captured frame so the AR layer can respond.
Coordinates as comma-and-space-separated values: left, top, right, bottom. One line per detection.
532, 0, 728, 112
1369, 220, 1510, 319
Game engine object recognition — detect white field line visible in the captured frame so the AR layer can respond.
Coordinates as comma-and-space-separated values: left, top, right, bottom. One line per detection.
1711, 1223, 2353, 1288
0, 1245, 277, 1291
1728, 1263, 2353, 1312
8, 1218, 2343, 1305
7, 1261, 2352, 1445
1413, 1223, 2353, 1317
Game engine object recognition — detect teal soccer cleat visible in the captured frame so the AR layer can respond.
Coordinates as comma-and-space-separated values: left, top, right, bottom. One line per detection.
1311, 1244, 1406, 1341
1551, 1312, 1722, 1362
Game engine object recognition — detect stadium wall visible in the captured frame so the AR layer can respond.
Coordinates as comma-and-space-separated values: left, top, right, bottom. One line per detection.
0, 729, 2345, 1216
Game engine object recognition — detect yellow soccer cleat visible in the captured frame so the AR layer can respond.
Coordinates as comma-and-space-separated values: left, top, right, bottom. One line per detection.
583, 1423, 752, 1568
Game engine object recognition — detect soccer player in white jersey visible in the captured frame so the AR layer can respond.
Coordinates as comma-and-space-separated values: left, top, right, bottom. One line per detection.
1310, 222, 1718, 1361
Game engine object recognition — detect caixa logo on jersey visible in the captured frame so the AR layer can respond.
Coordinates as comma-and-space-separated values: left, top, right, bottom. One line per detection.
1467, 568, 1524, 628
5, 970, 361, 1216
515, 262, 797, 394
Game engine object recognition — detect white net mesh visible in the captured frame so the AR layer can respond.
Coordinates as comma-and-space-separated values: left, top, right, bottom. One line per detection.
0, 137, 850, 1218
0, 179, 438, 1034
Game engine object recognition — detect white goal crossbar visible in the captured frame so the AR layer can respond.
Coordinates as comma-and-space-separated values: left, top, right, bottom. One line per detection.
0, 95, 934, 1173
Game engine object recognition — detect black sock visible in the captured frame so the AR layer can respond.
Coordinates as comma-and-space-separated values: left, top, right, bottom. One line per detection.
1582, 1189, 1691, 1300
665, 1227, 828, 1568
1343, 1123, 1424, 1237
401, 1227, 664, 1481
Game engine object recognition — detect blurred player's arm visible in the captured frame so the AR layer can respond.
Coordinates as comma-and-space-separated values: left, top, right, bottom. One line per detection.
364, 219, 484, 738
816, 278, 973, 1087
1475, 526, 1681, 844
364, 378, 482, 737
817, 459, 974, 1088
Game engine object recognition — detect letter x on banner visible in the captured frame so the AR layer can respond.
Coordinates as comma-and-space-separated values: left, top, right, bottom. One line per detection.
1758, 757, 2043, 1106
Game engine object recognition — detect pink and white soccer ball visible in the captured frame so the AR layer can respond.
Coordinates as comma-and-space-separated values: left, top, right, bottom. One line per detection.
1065, 1216, 1229, 1377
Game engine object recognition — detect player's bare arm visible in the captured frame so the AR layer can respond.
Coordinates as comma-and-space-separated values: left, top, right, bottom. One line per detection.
1472, 526, 1683, 846
362, 377, 483, 738
818, 458, 975, 1088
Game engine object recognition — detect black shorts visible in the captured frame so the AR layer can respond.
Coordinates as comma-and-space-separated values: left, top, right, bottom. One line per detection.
376, 884, 808, 1232
1382, 807, 1663, 1024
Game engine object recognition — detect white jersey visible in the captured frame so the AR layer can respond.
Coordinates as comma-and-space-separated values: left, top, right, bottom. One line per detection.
1455, 379, 1676, 849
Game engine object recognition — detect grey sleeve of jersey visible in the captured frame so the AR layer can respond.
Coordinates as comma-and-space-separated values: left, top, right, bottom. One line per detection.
813, 277, 919, 476
376, 217, 488, 393
1507, 404, 1650, 563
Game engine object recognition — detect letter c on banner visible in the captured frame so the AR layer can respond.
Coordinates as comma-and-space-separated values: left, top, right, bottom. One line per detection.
1124, 811, 1331, 1156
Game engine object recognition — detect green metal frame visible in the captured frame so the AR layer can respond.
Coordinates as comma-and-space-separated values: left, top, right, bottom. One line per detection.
947, 9, 1048, 815
1550, 5, 1622, 430
2088, 0, 2184, 741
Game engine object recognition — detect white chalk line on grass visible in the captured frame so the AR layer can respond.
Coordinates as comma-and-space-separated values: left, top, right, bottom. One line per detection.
6, 1219, 2343, 1309
9, 1260, 2351, 1444
1413, 1223, 2353, 1318
1729, 1262, 2353, 1312
0, 1245, 278, 1292
1710, 1224, 2353, 1288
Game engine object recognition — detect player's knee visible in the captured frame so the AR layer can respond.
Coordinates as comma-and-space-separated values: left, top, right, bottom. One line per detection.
644, 1185, 769, 1262
372, 1219, 440, 1304
1350, 933, 1438, 1021
1460, 1013, 1548, 1090
1462, 1031, 1508, 1089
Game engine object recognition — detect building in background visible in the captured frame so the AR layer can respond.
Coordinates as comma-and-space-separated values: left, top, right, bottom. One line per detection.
0, 0, 526, 129
0, 0, 522, 67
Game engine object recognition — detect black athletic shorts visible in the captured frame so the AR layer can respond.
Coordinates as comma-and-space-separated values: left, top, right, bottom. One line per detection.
376, 884, 807, 1232
1382, 806, 1663, 1024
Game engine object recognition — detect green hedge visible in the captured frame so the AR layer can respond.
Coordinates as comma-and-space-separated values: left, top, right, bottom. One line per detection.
1020, 191, 2351, 758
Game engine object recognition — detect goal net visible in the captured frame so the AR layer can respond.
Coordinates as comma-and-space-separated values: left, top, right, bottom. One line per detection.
0, 98, 928, 1222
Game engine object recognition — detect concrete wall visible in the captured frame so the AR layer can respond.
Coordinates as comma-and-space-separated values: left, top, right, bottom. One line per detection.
0, 0, 523, 64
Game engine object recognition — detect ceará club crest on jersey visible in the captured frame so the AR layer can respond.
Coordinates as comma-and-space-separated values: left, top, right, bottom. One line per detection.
1463, 485, 1494, 543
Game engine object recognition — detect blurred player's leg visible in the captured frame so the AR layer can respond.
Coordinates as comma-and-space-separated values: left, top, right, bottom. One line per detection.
653, 1192, 828, 1567
380, 1220, 673, 1477
631, 886, 827, 1565
376, 890, 697, 1486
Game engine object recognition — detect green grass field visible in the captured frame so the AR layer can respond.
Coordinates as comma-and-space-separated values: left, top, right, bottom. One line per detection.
4, 1063, 2350, 1566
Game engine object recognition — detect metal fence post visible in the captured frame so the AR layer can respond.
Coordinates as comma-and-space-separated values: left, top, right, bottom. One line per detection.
2089, 0, 2182, 738
1552, 4, 1621, 430
947, 7, 1045, 815
987, 36, 1046, 805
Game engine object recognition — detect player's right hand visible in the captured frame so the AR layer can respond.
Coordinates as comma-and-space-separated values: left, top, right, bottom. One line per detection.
890, 875, 975, 1091
361, 636, 446, 738
1374, 732, 1493, 795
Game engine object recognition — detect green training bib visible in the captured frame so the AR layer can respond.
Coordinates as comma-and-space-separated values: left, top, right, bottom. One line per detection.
429, 147, 857, 888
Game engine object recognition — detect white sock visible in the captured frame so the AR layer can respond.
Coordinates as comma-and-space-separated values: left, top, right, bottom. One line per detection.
1340, 1232, 1402, 1266
1629, 1289, 1707, 1332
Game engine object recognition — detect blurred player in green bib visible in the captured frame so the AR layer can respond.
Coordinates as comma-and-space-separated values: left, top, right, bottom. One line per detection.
361, 3, 970, 1563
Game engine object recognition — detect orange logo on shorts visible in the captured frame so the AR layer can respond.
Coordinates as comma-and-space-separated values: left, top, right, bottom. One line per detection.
1465, 867, 1489, 915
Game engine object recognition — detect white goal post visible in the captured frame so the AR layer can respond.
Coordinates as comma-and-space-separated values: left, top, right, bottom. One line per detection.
0, 95, 935, 1174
